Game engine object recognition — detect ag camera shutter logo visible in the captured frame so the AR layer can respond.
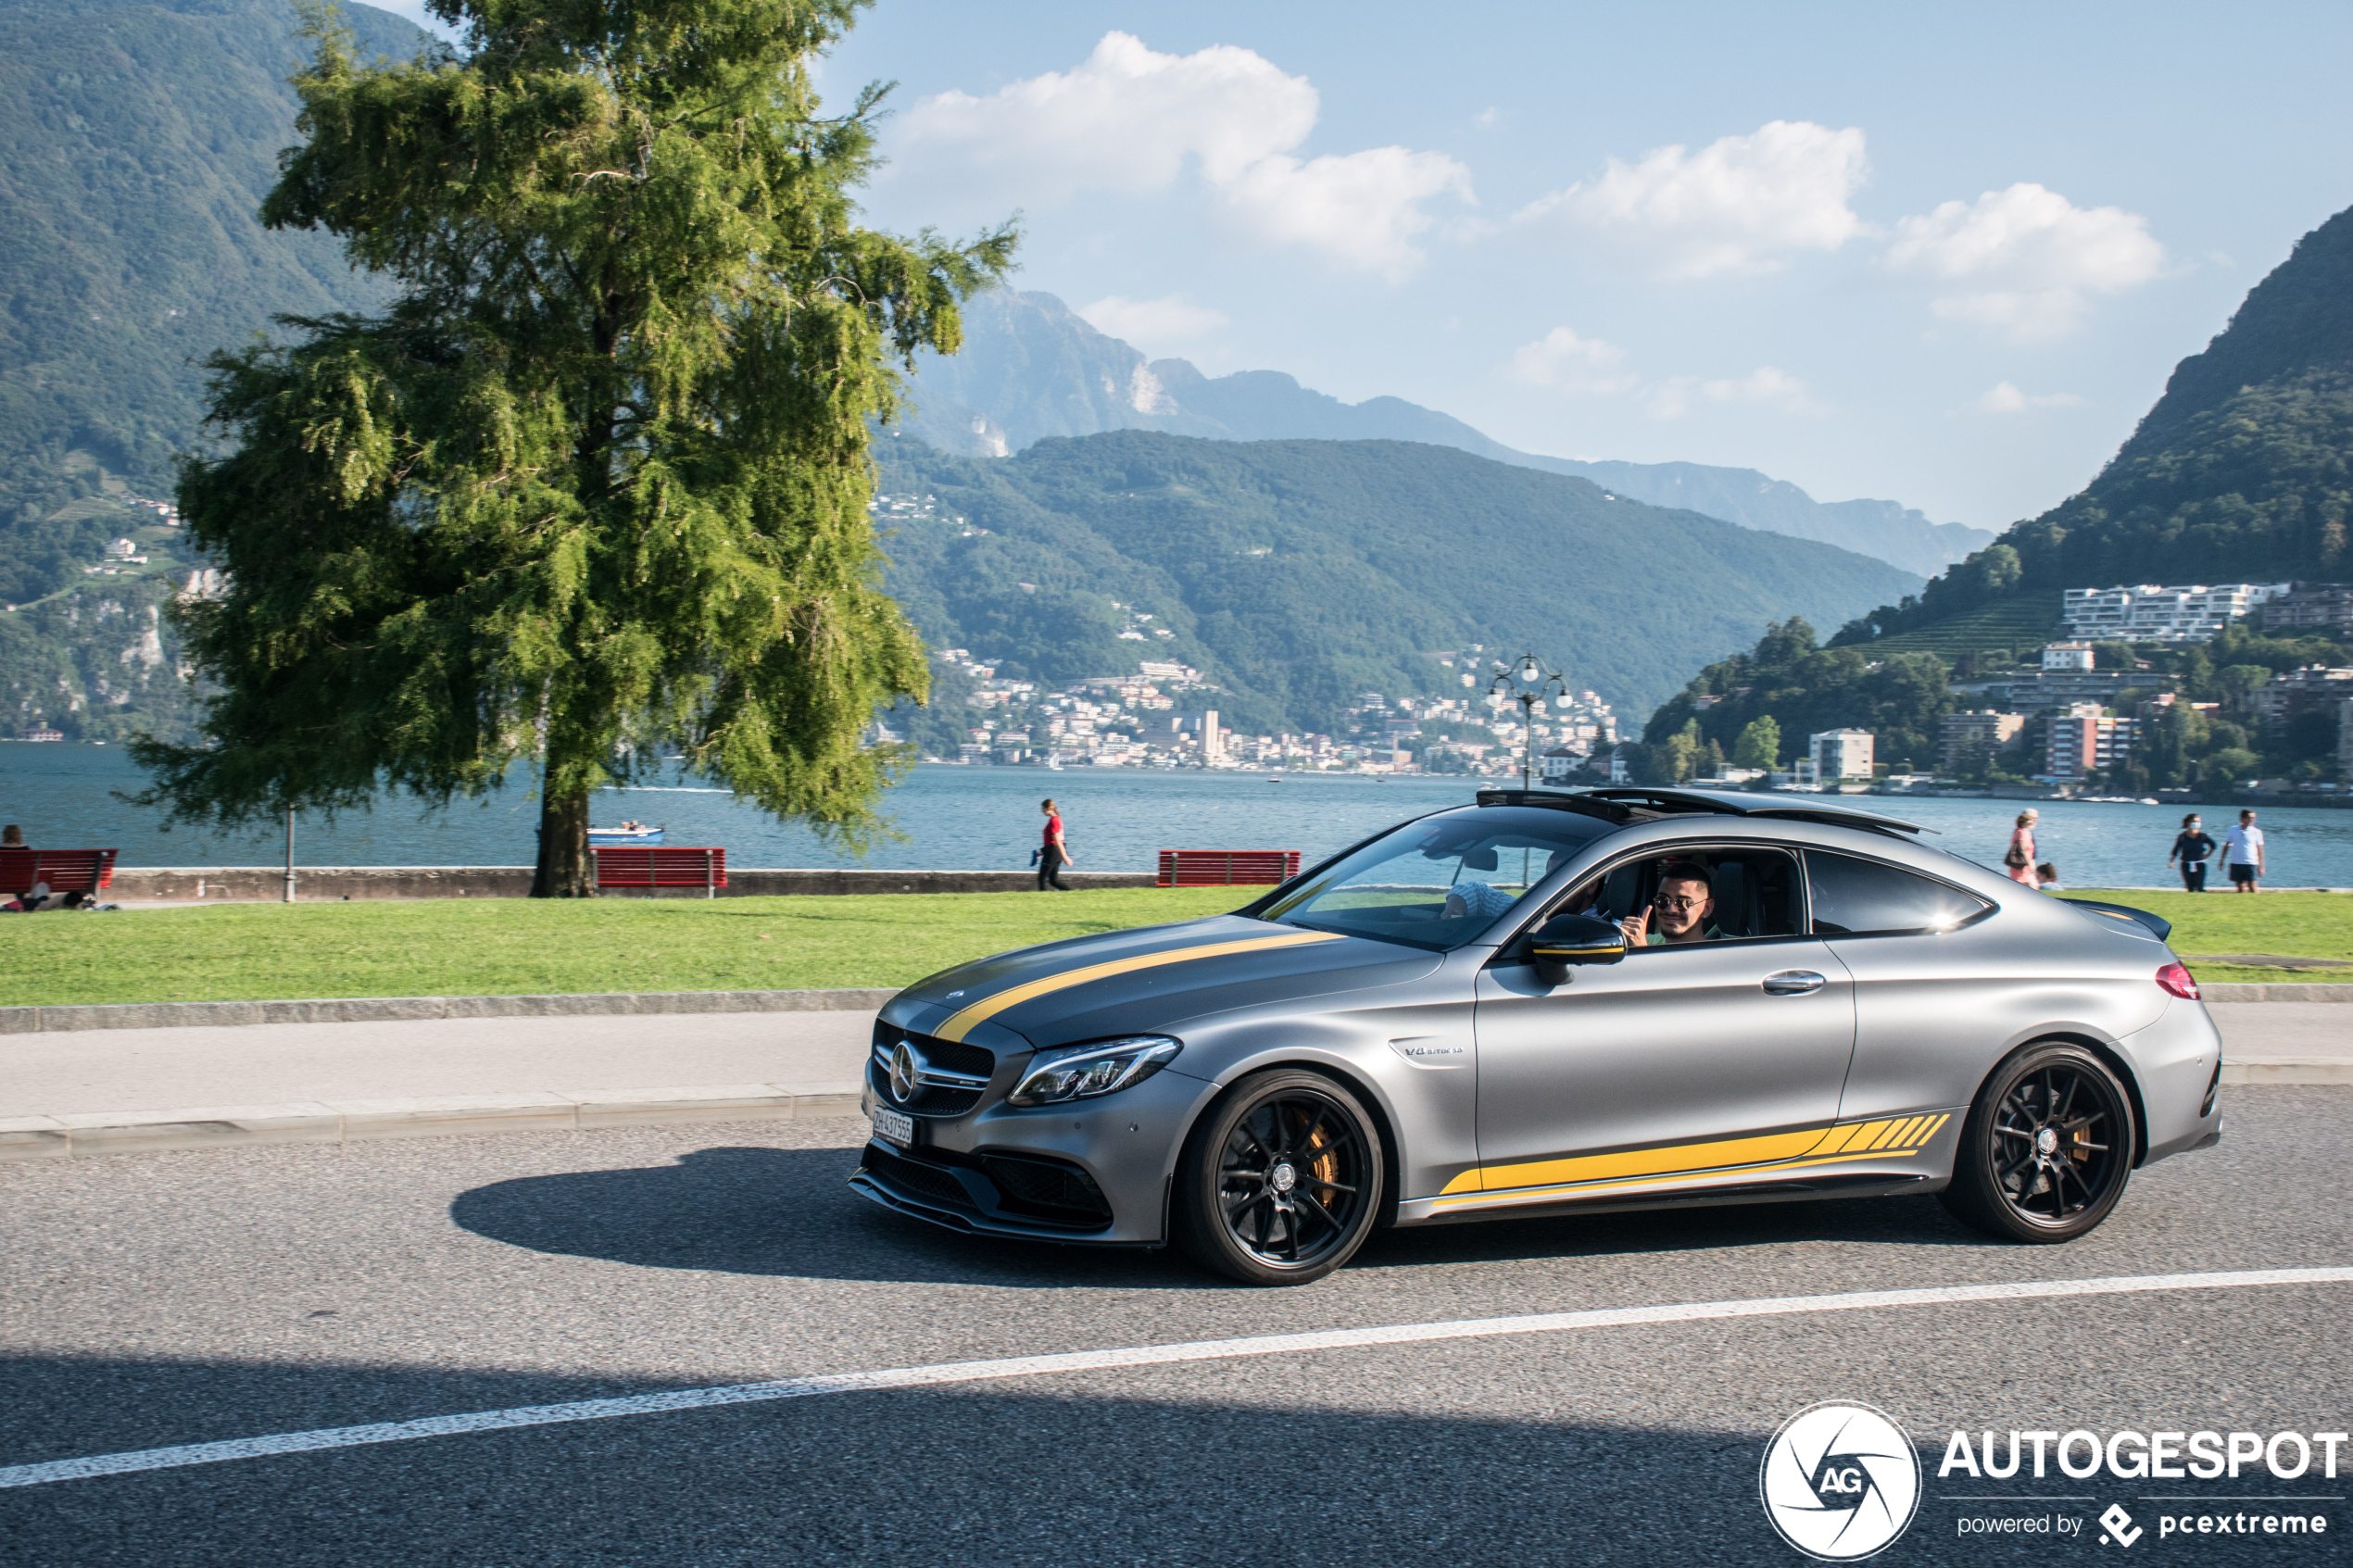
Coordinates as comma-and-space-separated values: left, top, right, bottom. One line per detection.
1760, 1401, 1922, 1560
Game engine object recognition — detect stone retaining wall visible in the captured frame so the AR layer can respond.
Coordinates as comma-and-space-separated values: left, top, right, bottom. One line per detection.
108, 866, 1162, 903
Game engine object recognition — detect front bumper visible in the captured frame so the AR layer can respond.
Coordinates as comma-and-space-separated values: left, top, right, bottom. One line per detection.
852, 1061, 1212, 1246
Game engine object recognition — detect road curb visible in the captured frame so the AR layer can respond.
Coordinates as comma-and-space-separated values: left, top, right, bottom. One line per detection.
4, 1061, 2342, 1162
2199, 983, 2353, 1003
0, 987, 901, 1034
0, 1081, 868, 1160
3, 981, 2339, 1035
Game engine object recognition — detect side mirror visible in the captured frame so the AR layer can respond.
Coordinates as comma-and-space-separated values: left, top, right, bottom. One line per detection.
1529, 911, 1626, 984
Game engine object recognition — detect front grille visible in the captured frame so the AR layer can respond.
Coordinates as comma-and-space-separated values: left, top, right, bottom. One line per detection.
908, 1032, 994, 1078
980, 1154, 1114, 1222
869, 1025, 997, 1117
862, 1143, 976, 1209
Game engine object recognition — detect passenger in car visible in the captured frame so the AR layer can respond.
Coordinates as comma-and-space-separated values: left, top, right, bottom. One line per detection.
1619, 863, 1721, 947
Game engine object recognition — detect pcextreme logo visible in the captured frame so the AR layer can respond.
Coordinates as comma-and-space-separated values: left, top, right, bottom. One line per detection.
1761, 1401, 1924, 1561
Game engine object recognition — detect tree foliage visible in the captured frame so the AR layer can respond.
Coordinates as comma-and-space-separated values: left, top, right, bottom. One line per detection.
1643, 618, 1954, 774
132, 0, 1013, 892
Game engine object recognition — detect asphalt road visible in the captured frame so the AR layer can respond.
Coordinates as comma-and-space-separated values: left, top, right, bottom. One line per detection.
2, 1088, 2347, 1566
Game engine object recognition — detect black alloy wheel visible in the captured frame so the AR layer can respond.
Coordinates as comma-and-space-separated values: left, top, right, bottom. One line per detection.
1940, 1041, 2135, 1243
1176, 1069, 1385, 1286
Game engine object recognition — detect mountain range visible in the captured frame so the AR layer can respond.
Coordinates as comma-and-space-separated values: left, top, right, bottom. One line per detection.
1834, 200, 2353, 656
0, 0, 1931, 746
873, 433, 1922, 731
891, 289, 1993, 578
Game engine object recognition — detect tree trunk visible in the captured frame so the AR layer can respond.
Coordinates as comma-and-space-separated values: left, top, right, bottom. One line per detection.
532, 787, 596, 897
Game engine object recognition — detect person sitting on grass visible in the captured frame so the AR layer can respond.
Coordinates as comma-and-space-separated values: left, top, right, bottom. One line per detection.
2036, 861, 2063, 891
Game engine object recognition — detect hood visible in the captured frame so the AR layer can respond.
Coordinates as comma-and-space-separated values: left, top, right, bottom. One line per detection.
885, 914, 1443, 1053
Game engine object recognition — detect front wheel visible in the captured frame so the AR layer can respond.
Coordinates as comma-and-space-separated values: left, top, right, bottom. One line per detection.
1175, 1070, 1385, 1286
1939, 1041, 2135, 1243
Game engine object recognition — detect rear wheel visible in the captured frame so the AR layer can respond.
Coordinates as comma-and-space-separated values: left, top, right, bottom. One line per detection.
1175, 1070, 1384, 1286
1940, 1041, 2134, 1243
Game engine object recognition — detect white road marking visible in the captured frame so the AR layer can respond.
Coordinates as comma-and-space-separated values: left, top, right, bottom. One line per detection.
5, 1266, 2347, 1489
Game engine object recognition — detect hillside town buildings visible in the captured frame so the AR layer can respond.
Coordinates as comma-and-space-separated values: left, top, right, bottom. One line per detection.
2061, 583, 2291, 642
921, 645, 1618, 774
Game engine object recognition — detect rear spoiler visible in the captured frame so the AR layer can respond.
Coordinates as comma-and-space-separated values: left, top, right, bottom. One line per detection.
2061, 897, 2172, 943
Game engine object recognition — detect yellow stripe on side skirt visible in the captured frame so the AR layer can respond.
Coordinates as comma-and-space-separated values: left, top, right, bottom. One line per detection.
931, 929, 1348, 1043
1436, 1112, 1958, 1202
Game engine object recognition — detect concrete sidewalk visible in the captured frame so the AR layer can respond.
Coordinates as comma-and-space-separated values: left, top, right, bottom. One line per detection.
0, 1009, 876, 1160
1, 999, 2341, 1161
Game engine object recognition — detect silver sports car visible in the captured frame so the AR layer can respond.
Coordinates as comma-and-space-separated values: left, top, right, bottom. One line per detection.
853, 787, 2221, 1285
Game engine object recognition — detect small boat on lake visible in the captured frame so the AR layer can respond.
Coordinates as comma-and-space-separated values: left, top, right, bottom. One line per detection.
589, 822, 663, 845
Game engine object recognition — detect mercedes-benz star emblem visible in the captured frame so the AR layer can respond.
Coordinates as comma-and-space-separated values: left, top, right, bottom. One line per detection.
889, 1041, 919, 1104
1270, 1161, 1298, 1193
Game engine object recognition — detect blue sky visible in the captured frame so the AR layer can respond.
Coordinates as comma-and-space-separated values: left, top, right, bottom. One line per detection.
378, 1, 2353, 534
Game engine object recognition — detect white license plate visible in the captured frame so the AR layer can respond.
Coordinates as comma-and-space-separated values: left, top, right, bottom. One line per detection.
870, 1105, 916, 1148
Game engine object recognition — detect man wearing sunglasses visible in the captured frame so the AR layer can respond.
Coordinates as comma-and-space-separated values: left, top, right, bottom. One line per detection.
1617, 862, 1720, 947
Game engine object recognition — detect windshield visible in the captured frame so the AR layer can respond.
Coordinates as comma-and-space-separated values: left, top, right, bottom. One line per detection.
1258, 805, 1617, 951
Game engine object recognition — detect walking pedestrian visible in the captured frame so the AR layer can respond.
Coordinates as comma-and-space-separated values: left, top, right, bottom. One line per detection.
2168, 813, 2216, 894
2223, 809, 2265, 893
1037, 797, 1074, 891
2002, 809, 2039, 886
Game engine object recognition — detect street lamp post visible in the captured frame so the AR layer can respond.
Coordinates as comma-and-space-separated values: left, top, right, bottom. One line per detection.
1487, 652, 1567, 791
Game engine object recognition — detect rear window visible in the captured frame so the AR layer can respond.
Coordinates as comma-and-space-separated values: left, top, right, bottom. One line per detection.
1806, 850, 1991, 936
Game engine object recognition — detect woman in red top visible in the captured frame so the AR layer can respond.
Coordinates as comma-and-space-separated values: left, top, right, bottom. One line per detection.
2004, 809, 2039, 886
1038, 798, 1074, 891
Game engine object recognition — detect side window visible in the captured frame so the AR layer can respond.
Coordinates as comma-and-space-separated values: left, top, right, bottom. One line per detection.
1539, 848, 1805, 946
1806, 850, 1990, 935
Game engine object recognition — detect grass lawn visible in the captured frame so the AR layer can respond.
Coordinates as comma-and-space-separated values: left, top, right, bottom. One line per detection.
2060, 888, 2353, 984
0, 888, 1249, 1007
6, 885, 2345, 1007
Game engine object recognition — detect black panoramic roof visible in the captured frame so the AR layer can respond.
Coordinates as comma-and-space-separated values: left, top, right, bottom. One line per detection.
1473, 785, 1932, 836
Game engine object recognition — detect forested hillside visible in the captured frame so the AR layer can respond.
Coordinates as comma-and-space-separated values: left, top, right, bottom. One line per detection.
895, 289, 1991, 576
872, 433, 1921, 734
1835, 202, 2353, 647
0, 0, 427, 738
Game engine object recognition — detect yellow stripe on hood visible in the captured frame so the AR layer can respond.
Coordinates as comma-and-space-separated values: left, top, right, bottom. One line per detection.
932, 929, 1348, 1043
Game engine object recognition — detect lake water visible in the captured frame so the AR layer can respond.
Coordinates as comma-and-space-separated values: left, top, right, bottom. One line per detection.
4, 744, 2351, 889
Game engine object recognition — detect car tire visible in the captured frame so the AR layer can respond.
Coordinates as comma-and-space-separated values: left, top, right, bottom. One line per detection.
1939, 1040, 2135, 1244
1175, 1069, 1385, 1286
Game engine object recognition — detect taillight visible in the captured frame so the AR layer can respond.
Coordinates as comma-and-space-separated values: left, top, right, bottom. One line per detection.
2157, 962, 2200, 1000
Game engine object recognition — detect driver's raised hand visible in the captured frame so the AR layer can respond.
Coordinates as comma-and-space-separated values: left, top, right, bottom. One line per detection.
1617, 906, 1651, 946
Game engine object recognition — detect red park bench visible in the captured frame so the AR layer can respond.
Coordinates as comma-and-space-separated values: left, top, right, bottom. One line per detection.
0, 847, 118, 900
1157, 849, 1302, 887
591, 846, 727, 898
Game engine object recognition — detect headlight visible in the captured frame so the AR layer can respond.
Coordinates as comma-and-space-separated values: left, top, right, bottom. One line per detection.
1008, 1036, 1183, 1106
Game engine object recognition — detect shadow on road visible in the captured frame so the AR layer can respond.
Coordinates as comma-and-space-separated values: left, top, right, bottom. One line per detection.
448, 1144, 1995, 1288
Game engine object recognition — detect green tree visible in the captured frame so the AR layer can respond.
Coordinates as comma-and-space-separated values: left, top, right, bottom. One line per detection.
1731, 715, 1781, 770
131, 0, 1013, 894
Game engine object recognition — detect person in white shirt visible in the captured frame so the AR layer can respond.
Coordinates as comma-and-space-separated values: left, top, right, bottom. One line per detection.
2223, 809, 2265, 893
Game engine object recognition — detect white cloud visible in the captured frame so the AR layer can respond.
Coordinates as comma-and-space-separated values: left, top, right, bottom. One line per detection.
1885, 183, 2164, 338
1504, 326, 1633, 390
1644, 367, 1824, 420
1970, 381, 2087, 414
1220, 147, 1476, 283
1504, 330, 1818, 418
1518, 120, 1868, 278
1076, 293, 1230, 345
891, 32, 1472, 280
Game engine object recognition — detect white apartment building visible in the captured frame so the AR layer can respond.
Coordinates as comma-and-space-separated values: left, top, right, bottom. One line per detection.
2061, 583, 2291, 642
2042, 641, 2095, 671
1809, 729, 1875, 782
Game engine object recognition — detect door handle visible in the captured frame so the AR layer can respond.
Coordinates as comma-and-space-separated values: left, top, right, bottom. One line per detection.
1762, 971, 1826, 996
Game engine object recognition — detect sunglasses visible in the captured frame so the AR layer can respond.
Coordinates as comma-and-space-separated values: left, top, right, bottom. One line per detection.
1652, 895, 1707, 911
